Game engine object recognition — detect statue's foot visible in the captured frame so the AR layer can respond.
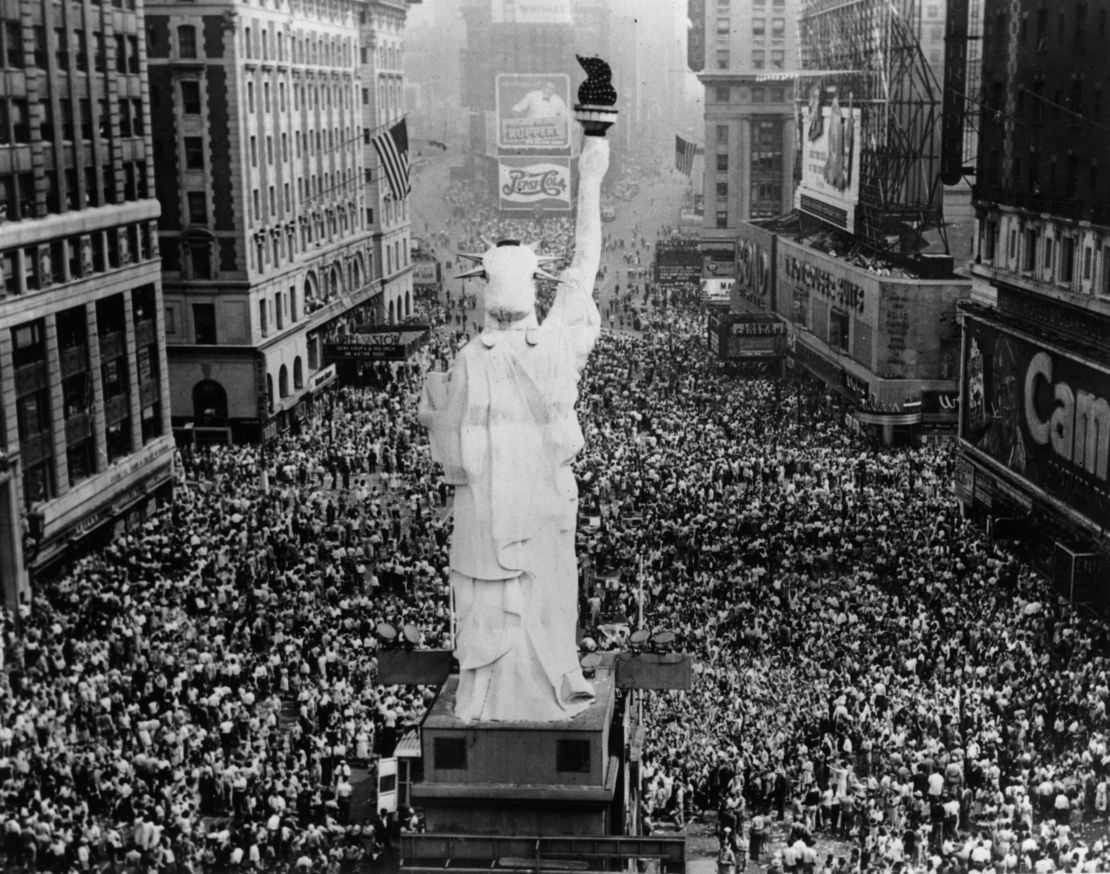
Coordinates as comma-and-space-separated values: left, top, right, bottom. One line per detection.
561, 671, 596, 704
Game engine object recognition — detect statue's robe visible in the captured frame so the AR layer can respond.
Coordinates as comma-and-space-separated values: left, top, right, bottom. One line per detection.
419, 268, 599, 722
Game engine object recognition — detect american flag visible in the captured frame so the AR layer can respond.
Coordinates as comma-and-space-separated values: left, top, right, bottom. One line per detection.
675, 134, 697, 177
373, 118, 411, 200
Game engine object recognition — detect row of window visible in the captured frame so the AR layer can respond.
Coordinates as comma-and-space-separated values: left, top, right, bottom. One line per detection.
0, 161, 148, 223
712, 86, 787, 104
984, 217, 1110, 296
714, 49, 785, 71
243, 24, 355, 68
0, 23, 141, 75
1006, 3, 1109, 51
12, 292, 161, 508
0, 96, 145, 146
0, 223, 157, 297
244, 76, 355, 116
248, 127, 358, 171
716, 17, 786, 39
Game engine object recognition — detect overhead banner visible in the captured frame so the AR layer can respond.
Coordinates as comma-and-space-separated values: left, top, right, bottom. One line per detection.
496, 74, 571, 150
490, 0, 572, 24
796, 91, 861, 233
962, 314, 1110, 529
498, 157, 571, 211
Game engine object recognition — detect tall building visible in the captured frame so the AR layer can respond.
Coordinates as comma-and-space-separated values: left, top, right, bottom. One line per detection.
694, 0, 800, 276
146, 0, 375, 443
957, 0, 1110, 588
0, 0, 174, 607
359, 0, 419, 326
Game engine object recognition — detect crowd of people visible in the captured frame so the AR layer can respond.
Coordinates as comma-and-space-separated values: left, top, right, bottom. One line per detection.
1, 167, 1108, 874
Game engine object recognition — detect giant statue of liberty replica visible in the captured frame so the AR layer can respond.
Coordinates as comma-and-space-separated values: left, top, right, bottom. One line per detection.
419, 58, 617, 723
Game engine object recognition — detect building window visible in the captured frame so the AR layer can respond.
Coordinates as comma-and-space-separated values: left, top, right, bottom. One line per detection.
1023, 229, 1037, 271
771, 50, 784, 69
1060, 237, 1075, 282
753, 18, 766, 37
716, 17, 730, 36
184, 137, 204, 169
829, 309, 850, 354
181, 81, 201, 114
771, 18, 786, 39
716, 182, 728, 201
716, 124, 729, 144
753, 50, 765, 69
751, 87, 765, 103
4, 21, 24, 68
193, 303, 216, 343
716, 210, 728, 228
717, 153, 728, 172
715, 86, 730, 103
178, 25, 197, 59
189, 244, 211, 280
716, 49, 729, 69
187, 191, 207, 225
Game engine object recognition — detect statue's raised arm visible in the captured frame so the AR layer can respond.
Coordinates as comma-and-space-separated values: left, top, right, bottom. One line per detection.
543, 135, 608, 334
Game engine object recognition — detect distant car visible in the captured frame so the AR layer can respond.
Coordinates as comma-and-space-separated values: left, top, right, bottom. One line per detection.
601, 206, 616, 222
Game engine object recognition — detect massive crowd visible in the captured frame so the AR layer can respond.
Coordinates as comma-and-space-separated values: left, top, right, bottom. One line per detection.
1, 173, 1108, 874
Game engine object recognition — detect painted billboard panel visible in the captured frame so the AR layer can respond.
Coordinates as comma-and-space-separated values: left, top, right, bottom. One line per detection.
498, 157, 571, 211
490, 0, 572, 24
962, 315, 1110, 529
496, 74, 571, 150
796, 92, 861, 233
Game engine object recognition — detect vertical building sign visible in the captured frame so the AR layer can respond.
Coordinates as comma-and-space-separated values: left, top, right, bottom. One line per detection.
688, 0, 705, 72
941, 0, 970, 185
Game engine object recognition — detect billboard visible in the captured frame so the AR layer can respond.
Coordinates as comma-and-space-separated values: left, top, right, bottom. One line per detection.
796, 90, 861, 233
490, 0, 572, 24
735, 223, 775, 308
498, 157, 571, 211
496, 74, 571, 150
962, 315, 1110, 529
655, 242, 702, 288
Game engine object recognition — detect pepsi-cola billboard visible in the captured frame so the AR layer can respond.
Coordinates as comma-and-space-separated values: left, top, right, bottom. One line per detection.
962, 314, 1110, 529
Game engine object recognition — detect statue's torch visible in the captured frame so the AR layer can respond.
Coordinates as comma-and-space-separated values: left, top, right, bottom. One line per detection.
574, 54, 618, 137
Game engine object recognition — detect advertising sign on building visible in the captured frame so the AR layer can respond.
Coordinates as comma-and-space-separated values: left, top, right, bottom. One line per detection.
497, 157, 572, 211
962, 315, 1110, 529
496, 74, 571, 150
735, 226, 774, 307
795, 91, 862, 233
701, 277, 735, 305
413, 260, 440, 286
490, 0, 572, 25
655, 242, 702, 288
324, 326, 429, 362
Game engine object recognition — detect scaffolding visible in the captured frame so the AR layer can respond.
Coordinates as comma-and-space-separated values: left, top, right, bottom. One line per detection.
796, 0, 944, 252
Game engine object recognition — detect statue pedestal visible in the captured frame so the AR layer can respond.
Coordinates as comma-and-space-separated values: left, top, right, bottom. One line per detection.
414, 661, 618, 836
